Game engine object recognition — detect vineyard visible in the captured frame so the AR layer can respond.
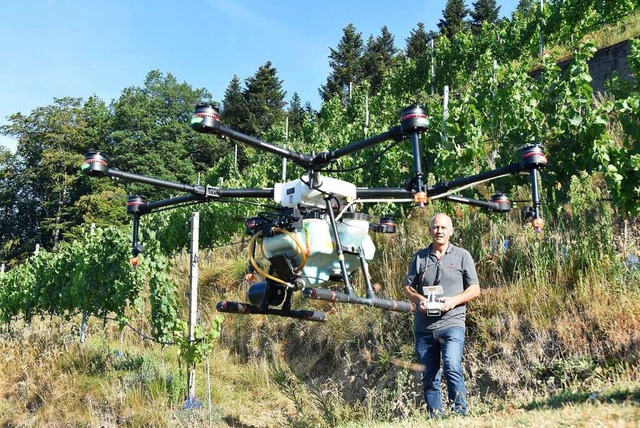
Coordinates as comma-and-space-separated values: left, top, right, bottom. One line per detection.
1, 1, 640, 426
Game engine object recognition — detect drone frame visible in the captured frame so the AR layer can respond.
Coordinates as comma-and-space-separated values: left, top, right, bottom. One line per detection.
81, 104, 547, 322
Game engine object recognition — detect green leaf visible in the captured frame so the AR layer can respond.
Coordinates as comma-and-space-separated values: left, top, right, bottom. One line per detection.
568, 116, 583, 126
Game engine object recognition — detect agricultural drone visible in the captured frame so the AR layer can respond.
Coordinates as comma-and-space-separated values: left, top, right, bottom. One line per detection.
81, 104, 547, 322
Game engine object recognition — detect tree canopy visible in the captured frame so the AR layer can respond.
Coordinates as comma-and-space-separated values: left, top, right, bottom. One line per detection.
362, 26, 398, 94
405, 22, 432, 60
438, 0, 470, 38
469, 0, 501, 32
242, 61, 287, 137
320, 24, 365, 103
287, 92, 305, 138
221, 75, 250, 134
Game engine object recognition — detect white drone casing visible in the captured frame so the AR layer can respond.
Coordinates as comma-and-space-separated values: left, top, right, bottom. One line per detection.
274, 177, 357, 209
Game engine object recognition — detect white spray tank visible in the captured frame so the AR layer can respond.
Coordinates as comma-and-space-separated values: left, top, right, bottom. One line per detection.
262, 212, 375, 286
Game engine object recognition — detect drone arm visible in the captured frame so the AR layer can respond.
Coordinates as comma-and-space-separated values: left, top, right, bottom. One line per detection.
131, 213, 143, 256
145, 194, 202, 211
143, 188, 275, 204
408, 131, 427, 205
311, 125, 404, 167
429, 144, 547, 196
429, 161, 522, 197
109, 168, 208, 194
529, 168, 544, 231
356, 188, 413, 198
441, 195, 510, 212
82, 151, 216, 197
216, 188, 274, 198
83, 151, 275, 201
217, 124, 313, 167
311, 106, 429, 171
191, 104, 313, 167
430, 144, 547, 230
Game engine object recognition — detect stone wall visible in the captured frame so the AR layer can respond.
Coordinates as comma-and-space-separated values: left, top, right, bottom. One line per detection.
586, 39, 634, 92
530, 38, 636, 92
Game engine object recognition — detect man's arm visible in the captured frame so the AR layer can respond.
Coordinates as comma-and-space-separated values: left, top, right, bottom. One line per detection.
439, 283, 480, 312
439, 248, 481, 312
404, 285, 429, 314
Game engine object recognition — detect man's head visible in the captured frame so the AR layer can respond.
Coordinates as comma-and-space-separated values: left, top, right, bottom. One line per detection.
429, 213, 453, 246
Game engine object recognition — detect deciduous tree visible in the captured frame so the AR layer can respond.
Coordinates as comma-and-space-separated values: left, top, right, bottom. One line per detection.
0, 97, 110, 258
109, 70, 222, 197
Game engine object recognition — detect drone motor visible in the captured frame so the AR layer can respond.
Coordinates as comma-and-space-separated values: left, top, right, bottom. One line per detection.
191, 103, 220, 133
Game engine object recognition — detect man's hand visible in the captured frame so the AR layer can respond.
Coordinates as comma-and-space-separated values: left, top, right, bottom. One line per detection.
439, 296, 457, 312
418, 298, 429, 314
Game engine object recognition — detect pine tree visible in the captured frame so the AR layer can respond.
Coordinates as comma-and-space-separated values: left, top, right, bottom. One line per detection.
303, 101, 317, 119
376, 26, 397, 66
469, 0, 501, 32
287, 92, 305, 137
243, 61, 286, 136
405, 22, 430, 60
438, 0, 469, 38
320, 24, 364, 103
362, 35, 380, 92
221, 75, 250, 134
515, 0, 536, 15
362, 26, 398, 94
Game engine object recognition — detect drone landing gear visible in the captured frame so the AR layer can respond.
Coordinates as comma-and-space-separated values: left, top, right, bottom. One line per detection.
303, 288, 413, 312
216, 278, 329, 322
303, 210, 415, 314
216, 301, 328, 322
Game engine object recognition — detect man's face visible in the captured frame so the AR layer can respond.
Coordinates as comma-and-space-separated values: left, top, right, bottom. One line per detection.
429, 215, 453, 245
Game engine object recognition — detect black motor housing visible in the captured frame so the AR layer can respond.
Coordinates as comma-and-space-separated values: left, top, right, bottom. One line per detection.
247, 281, 286, 307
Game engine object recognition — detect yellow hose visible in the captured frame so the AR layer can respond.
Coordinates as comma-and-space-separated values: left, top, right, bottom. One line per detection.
248, 228, 308, 286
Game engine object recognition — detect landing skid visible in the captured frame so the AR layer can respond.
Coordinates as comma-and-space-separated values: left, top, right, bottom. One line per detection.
216, 287, 414, 322
216, 300, 328, 322
303, 288, 414, 312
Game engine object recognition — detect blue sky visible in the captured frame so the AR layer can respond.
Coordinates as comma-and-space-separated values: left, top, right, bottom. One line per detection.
0, 0, 520, 152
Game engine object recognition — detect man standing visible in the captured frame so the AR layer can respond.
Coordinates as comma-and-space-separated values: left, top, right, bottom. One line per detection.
404, 213, 480, 416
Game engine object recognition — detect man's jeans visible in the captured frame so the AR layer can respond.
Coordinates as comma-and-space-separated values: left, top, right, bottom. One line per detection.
414, 326, 467, 416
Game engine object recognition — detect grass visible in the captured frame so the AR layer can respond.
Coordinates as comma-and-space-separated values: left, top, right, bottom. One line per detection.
0, 317, 297, 427
583, 12, 640, 49
1, 316, 639, 427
